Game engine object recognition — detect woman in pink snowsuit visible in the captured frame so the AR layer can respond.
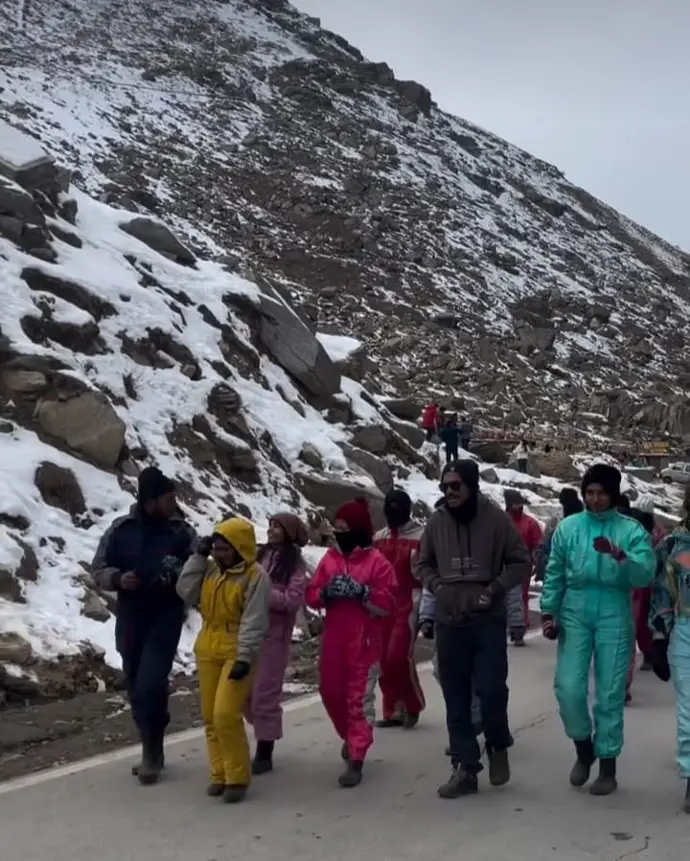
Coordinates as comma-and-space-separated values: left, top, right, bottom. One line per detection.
245, 513, 307, 775
306, 498, 396, 788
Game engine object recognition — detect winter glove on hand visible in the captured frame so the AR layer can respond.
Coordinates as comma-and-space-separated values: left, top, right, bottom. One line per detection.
228, 660, 251, 681
419, 619, 435, 640
115, 570, 140, 591
154, 555, 183, 586
593, 536, 626, 562
541, 614, 559, 640
650, 638, 671, 682
324, 574, 363, 600
194, 535, 214, 557
474, 581, 502, 611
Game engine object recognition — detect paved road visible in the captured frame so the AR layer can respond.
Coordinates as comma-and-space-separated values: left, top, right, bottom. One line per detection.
1, 637, 687, 861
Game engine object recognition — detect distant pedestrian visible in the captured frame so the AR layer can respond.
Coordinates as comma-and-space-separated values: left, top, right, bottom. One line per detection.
504, 489, 543, 644
512, 439, 530, 473
441, 415, 462, 463
422, 401, 440, 442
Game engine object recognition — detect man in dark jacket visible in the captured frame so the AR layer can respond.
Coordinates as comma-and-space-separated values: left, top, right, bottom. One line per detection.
418, 459, 530, 799
92, 466, 196, 785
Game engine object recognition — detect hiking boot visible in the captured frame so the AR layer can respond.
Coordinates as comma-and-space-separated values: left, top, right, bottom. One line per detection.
252, 740, 274, 775
511, 632, 526, 647
487, 747, 510, 786
341, 742, 349, 761
569, 738, 595, 787
376, 717, 405, 728
222, 784, 247, 804
137, 732, 163, 786
131, 738, 164, 777
437, 766, 478, 799
206, 783, 225, 797
684, 778, 690, 814
589, 758, 618, 796
338, 760, 363, 788
403, 712, 420, 729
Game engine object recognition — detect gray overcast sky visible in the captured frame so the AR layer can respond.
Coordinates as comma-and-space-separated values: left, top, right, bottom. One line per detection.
295, 1, 689, 251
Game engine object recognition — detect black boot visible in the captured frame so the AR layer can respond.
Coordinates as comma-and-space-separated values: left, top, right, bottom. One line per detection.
437, 766, 479, 799
684, 779, 690, 814
341, 742, 349, 761
338, 759, 363, 788
252, 740, 275, 775
569, 738, 595, 787
487, 747, 510, 786
222, 784, 247, 804
403, 712, 420, 729
137, 731, 163, 786
590, 758, 618, 796
376, 716, 405, 728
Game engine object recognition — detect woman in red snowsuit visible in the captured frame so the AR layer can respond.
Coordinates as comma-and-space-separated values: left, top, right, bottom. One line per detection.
374, 489, 426, 728
306, 498, 396, 788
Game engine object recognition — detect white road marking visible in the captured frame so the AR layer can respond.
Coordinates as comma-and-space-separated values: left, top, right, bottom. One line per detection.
0, 630, 543, 795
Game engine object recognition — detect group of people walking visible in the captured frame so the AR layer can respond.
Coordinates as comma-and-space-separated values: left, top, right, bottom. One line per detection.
93, 459, 690, 812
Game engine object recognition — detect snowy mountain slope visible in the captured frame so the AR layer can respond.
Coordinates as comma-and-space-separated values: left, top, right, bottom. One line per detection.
3, 0, 690, 444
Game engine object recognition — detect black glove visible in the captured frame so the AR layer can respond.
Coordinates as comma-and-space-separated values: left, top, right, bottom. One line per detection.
152, 555, 183, 587
650, 639, 671, 682
228, 660, 251, 681
419, 619, 435, 640
194, 535, 214, 557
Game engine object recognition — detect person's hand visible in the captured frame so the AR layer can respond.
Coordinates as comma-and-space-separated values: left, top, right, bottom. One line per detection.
650, 638, 671, 682
541, 614, 558, 640
419, 619, 435, 640
118, 571, 140, 591
474, 582, 502, 611
155, 555, 183, 586
228, 660, 251, 681
195, 535, 214, 557
593, 536, 626, 562
324, 574, 362, 600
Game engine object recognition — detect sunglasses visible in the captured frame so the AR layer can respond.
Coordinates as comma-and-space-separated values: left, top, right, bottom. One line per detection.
440, 481, 464, 493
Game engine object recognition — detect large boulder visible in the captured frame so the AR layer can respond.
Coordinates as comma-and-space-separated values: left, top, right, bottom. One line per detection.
34, 462, 86, 517
119, 217, 196, 266
341, 443, 394, 494
294, 472, 385, 528
36, 392, 126, 468
383, 398, 422, 421
350, 424, 387, 455
257, 293, 341, 396
387, 416, 425, 449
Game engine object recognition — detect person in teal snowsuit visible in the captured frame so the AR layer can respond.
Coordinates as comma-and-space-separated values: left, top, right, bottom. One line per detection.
540, 464, 656, 796
648, 486, 690, 813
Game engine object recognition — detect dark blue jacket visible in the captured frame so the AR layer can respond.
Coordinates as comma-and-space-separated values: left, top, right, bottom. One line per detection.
92, 505, 196, 620
440, 426, 462, 447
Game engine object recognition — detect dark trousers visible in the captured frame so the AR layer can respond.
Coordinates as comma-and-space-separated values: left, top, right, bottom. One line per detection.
436, 616, 511, 772
425, 427, 435, 441
445, 443, 458, 463
460, 436, 470, 450
116, 608, 183, 736
517, 458, 528, 474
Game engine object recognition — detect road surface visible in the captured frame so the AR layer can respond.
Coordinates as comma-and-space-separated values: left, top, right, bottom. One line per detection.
1, 635, 687, 861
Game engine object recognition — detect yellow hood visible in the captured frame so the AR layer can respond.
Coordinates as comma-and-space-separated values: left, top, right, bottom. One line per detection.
213, 517, 257, 565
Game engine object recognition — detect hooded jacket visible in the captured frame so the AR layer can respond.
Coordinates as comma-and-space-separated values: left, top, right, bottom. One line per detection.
417, 494, 530, 623
176, 518, 270, 664
374, 519, 423, 609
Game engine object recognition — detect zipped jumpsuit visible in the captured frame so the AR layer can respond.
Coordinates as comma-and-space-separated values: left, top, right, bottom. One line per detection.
541, 509, 655, 758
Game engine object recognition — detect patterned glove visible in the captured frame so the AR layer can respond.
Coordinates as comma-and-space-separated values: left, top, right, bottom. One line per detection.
323, 574, 366, 601
541, 614, 558, 640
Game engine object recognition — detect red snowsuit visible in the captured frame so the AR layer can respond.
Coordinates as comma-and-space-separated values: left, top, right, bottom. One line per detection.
374, 521, 426, 721
508, 511, 543, 629
306, 546, 396, 761
421, 403, 439, 430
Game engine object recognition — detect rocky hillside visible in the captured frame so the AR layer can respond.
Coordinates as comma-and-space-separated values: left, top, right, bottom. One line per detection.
3, 0, 690, 443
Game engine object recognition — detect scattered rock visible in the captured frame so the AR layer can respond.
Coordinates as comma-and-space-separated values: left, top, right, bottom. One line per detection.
80, 590, 110, 623
341, 443, 394, 493
387, 417, 425, 449
382, 398, 422, 421
119, 217, 196, 266
299, 442, 324, 470
36, 392, 126, 469
34, 462, 86, 517
0, 568, 25, 603
294, 472, 385, 528
480, 467, 500, 484
1, 369, 48, 395
350, 424, 387, 455
0, 632, 33, 665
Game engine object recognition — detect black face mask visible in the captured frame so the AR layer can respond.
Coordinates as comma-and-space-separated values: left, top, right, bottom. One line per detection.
335, 530, 371, 555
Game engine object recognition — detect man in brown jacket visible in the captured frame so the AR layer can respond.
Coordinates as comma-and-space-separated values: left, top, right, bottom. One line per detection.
418, 459, 530, 799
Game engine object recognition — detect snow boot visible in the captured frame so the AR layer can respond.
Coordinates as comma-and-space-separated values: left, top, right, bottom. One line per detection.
341, 742, 349, 761
222, 784, 247, 804
133, 729, 165, 777
252, 740, 274, 775
684, 779, 690, 814
569, 738, 595, 787
589, 758, 618, 796
206, 783, 225, 797
403, 712, 420, 729
376, 717, 405, 728
136, 732, 163, 786
338, 759, 363, 788
511, 632, 526, 647
487, 747, 510, 787
437, 766, 478, 799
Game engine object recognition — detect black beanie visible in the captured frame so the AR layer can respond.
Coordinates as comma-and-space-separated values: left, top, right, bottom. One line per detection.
442, 459, 480, 494
384, 489, 412, 527
581, 463, 621, 504
137, 466, 175, 505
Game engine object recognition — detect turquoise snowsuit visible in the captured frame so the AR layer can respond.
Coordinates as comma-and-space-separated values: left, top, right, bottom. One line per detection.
649, 530, 690, 778
541, 509, 656, 758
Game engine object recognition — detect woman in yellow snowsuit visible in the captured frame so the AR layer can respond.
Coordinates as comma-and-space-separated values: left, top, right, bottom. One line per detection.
177, 518, 269, 803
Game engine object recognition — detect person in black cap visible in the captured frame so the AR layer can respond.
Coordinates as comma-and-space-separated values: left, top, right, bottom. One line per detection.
417, 459, 530, 800
540, 463, 655, 796
93, 466, 196, 785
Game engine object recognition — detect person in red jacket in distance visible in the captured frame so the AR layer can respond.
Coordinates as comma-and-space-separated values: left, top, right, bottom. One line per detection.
421, 401, 440, 441
374, 489, 426, 728
504, 489, 543, 643
305, 498, 396, 788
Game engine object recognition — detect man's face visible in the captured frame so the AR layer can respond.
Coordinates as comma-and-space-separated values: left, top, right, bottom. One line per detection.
145, 491, 177, 519
441, 472, 470, 508
584, 483, 612, 513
